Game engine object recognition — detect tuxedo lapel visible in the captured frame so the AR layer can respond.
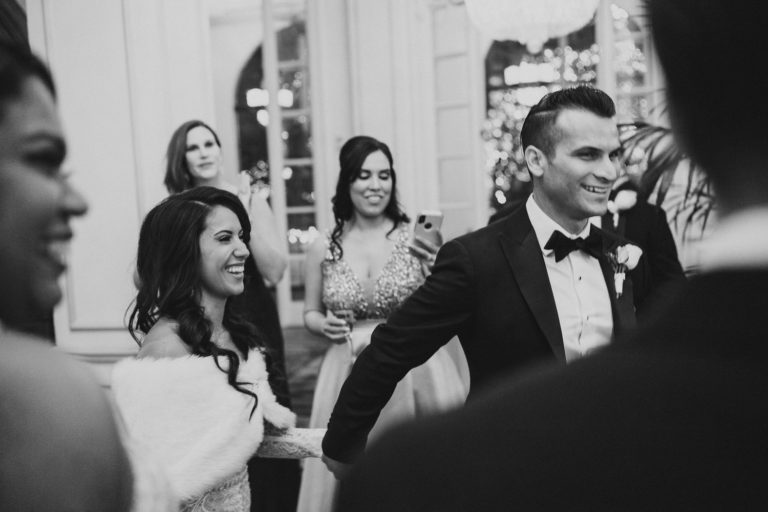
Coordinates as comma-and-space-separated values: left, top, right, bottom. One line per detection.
595, 227, 637, 333
600, 211, 627, 237
499, 208, 565, 361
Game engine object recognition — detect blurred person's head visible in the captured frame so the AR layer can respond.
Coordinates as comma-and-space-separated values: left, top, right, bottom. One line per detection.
329, 135, 409, 257
0, 42, 87, 328
648, 0, 768, 212
164, 119, 223, 194
0, 42, 132, 512
521, 85, 621, 233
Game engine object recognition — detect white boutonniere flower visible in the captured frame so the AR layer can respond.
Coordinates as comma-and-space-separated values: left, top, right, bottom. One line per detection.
609, 243, 643, 297
606, 189, 638, 228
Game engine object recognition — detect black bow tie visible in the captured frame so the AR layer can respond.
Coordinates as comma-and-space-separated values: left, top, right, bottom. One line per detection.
544, 227, 603, 262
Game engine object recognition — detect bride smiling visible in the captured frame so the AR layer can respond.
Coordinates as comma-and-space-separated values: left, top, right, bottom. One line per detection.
112, 186, 294, 511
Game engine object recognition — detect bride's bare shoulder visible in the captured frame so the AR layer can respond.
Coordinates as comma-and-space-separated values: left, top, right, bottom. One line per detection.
136, 318, 191, 360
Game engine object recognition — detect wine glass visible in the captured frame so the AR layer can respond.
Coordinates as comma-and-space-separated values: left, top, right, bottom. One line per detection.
332, 309, 356, 368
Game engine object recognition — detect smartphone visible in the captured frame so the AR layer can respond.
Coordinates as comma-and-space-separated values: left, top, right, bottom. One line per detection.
413, 210, 444, 246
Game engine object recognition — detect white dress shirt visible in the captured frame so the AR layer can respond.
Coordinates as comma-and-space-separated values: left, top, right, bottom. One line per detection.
526, 195, 613, 362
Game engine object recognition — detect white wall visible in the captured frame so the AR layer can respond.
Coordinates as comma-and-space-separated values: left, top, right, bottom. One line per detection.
26, 0, 217, 383
344, 0, 487, 231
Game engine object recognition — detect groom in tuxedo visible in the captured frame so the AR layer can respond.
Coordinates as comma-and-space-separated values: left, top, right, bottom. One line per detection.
335, 1, 768, 509
322, 85, 683, 475
490, 178, 684, 324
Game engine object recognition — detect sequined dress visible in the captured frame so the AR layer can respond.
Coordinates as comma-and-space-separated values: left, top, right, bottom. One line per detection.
296, 226, 468, 512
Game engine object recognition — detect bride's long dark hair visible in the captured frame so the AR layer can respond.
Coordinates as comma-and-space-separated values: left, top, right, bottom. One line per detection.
128, 186, 263, 415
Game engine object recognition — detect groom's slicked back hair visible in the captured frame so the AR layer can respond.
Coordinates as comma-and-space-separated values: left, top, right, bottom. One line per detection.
520, 85, 615, 157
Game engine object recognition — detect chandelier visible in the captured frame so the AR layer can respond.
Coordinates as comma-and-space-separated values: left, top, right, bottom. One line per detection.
464, 0, 600, 53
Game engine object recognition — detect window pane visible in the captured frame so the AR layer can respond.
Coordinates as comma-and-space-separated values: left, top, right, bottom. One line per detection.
287, 212, 317, 255
276, 0, 315, 312
287, 211, 318, 301
283, 115, 312, 158
289, 257, 306, 301
280, 68, 308, 110
277, 18, 306, 62
284, 164, 315, 207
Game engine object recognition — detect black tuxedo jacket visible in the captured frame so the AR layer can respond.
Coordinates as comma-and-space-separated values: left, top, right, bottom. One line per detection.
337, 270, 768, 511
600, 200, 685, 321
492, 198, 686, 321
323, 204, 678, 463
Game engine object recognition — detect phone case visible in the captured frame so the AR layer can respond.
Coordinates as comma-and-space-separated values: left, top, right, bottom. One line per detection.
413, 210, 443, 246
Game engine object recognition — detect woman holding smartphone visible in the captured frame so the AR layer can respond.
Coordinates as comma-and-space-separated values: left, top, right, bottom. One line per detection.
298, 136, 467, 512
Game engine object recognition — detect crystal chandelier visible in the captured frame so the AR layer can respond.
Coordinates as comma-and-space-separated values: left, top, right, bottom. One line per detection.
464, 0, 600, 53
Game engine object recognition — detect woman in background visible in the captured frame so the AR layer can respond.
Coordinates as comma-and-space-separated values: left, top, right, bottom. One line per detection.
113, 187, 294, 511
297, 135, 468, 512
164, 121, 298, 512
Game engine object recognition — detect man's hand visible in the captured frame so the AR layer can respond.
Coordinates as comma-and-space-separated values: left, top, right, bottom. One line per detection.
322, 454, 352, 480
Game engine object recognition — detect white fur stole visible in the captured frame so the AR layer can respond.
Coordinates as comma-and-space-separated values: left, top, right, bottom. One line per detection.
111, 350, 295, 500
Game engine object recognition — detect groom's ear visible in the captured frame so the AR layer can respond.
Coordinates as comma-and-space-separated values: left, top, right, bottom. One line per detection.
524, 146, 546, 178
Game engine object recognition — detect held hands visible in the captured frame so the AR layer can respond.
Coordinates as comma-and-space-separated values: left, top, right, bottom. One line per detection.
409, 233, 443, 274
322, 454, 352, 480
